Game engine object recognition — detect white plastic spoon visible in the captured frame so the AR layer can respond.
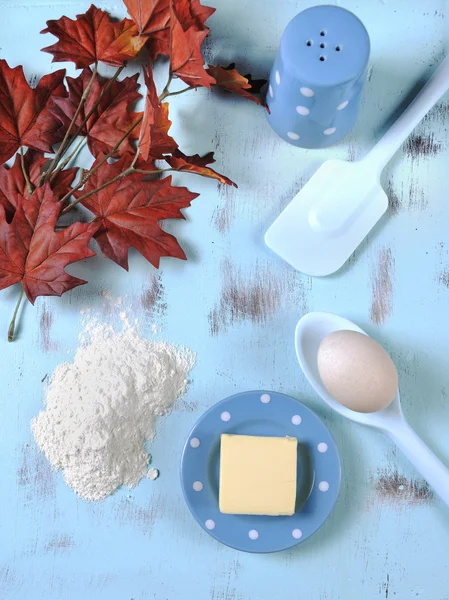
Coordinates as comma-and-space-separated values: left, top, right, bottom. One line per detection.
295, 311, 449, 506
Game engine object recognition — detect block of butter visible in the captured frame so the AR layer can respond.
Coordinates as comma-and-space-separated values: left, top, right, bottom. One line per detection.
219, 433, 297, 516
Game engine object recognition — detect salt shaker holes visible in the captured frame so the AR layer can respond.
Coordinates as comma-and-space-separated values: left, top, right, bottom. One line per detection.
320, 30, 327, 36
319, 42, 326, 48
319, 56, 326, 62
335, 45, 342, 51
306, 40, 313, 46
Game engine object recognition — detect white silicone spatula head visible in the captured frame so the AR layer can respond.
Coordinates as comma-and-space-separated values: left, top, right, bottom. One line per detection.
265, 159, 388, 276
295, 311, 449, 507
266, 55, 449, 276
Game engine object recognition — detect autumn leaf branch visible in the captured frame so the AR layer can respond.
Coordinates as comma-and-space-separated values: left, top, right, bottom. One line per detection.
1, 1, 267, 341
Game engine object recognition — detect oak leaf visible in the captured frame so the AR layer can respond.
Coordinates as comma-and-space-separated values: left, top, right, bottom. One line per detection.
41, 4, 147, 69
51, 69, 142, 158
0, 151, 77, 221
0, 184, 98, 303
207, 64, 267, 108
0, 60, 67, 164
139, 67, 177, 161
165, 150, 236, 186
75, 155, 198, 269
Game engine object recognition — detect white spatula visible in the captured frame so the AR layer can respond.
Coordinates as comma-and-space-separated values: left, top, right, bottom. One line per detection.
265, 55, 449, 276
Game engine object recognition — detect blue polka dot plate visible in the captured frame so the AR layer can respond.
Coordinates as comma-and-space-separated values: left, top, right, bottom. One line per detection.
180, 390, 341, 553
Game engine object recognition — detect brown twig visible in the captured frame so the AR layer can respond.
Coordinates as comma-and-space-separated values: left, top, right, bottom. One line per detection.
158, 73, 174, 101
60, 115, 143, 212
163, 86, 193, 99
8, 285, 24, 342
50, 137, 87, 182
19, 148, 34, 195
133, 167, 175, 175
41, 64, 98, 185
65, 167, 167, 209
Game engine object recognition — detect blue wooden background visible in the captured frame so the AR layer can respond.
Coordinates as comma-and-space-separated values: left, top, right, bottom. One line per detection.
1, 0, 449, 598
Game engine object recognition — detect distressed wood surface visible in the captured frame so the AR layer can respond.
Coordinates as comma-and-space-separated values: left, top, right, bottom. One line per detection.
1, 0, 449, 598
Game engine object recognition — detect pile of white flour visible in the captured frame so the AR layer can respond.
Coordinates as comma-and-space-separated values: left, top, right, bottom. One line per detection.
32, 316, 195, 501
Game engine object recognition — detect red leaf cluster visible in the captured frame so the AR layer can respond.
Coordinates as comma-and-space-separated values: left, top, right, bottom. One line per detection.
0, 0, 266, 330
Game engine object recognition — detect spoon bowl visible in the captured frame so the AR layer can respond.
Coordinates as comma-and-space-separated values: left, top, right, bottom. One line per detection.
295, 312, 404, 431
295, 311, 449, 506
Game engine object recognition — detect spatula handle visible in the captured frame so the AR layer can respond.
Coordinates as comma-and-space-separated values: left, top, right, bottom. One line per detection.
387, 419, 449, 507
362, 54, 449, 174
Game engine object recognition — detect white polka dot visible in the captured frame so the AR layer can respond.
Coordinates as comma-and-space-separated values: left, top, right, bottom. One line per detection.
269, 85, 274, 98
248, 529, 259, 540
296, 105, 310, 116
337, 100, 349, 110
300, 87, 314, 97
292, 528, 303, 539
319, 481, 330, 492
291, 415, 302, 425
287, 132, 300, 141
275, 70, 280, 85
317, 442, 328, 453
193, 481, 203, 492
323, 127, 336, 135
221, 411, 231, 422
190, 437, 200, 448
205, 519, 215, 530
260, 393, 271, 403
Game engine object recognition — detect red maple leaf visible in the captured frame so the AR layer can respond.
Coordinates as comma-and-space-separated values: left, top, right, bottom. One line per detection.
0, 151, 77, 221
74, 155, 198, 269
139, 67, 177, 161
123, 0, 170, 35
207, 64, 267, 108
0, 184, 98, 303
165, 150, 236, 186
51, 69, 142, 158
170, 14, 215, 88
0, 60, 67, 164
41, 4, 147, 69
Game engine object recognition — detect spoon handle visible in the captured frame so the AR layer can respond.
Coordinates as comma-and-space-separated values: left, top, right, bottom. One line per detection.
387, 420, 449, 506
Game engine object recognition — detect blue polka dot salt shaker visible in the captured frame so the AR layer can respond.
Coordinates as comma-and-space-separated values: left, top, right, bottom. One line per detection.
266, 5, 370, 148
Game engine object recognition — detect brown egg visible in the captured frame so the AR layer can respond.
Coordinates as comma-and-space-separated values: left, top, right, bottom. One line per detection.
317, 330, 398, 413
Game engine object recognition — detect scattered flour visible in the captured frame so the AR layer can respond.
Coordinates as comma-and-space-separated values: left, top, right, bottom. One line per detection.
147, 468, 160, 481
32, 316, 195, 501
